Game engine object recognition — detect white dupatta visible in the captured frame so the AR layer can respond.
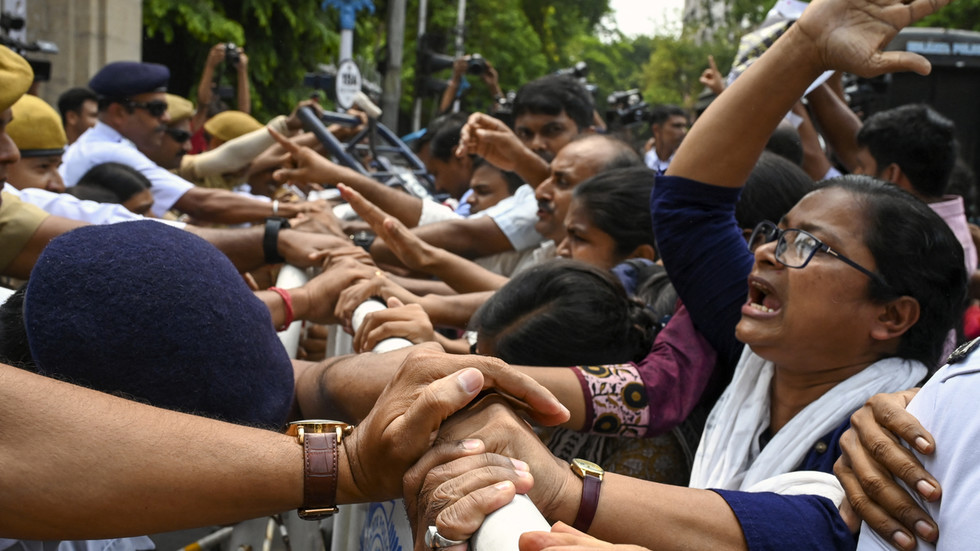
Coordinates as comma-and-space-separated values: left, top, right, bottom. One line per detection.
689, 347, 926, 490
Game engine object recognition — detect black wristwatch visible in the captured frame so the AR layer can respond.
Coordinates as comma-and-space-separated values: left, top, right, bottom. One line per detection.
264, 217, 291, 264
350, 230, 376, 253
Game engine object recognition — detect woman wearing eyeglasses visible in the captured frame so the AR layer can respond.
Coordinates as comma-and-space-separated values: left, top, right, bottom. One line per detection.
406, 0, 966, 549
648, 0, 966, 527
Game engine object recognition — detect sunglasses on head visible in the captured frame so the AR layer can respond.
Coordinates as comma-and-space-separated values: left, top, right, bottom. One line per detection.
165, 127, 192, 143
126, 99, 169, 118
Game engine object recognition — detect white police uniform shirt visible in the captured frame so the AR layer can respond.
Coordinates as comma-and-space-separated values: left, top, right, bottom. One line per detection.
474, 183, 543, 251
414, 183, 544, 277
60, 122, 193, 218
2, 184, 184, 228
416, 183, 544, 252
857, 338, 980, 550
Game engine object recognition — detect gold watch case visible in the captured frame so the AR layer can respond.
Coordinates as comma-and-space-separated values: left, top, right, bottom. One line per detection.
286, 419, 353, 444
570, 457, 604, 480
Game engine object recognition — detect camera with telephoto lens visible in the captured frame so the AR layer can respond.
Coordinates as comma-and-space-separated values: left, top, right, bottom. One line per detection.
225, 43, 241, 67
466, 54, 488, 76
605, 89, 650, 130
1, 11, 59, 81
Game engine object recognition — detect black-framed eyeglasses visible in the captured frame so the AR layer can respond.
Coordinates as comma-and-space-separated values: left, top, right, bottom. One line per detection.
126, 100, 168, 118
748, 220, 888, 287
165, 127, 191, 143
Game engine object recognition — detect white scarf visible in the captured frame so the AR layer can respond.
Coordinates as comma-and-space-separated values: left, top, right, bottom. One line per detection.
689, 347, 926, 490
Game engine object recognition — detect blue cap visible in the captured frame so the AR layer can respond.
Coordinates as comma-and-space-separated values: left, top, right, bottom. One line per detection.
89, 61, 170, 98
24, 220, 295, 429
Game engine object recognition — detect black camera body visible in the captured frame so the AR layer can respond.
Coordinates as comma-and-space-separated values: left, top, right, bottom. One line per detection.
605, 89, 650, 131
466, 54, 488, 76
1, 10, 59, 81
225, 42, 240, 66
556, 61, 589, 80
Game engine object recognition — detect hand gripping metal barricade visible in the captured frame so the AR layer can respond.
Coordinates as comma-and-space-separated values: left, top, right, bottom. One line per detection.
256, 176, 550, 551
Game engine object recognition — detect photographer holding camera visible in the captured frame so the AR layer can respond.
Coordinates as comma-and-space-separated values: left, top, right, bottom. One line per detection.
438, 53, 503, 115
190, 42, 251, 144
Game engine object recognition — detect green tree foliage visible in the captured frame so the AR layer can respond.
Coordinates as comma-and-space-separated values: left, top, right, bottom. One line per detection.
141, 0, 769, 130
143, 0, 615, 128
639, 31, 736, 108
918, 0, 980, 31
405, 0, 551, 119
520, 0, 611, 63
144, 0, 343, 120
635, 0, 771, 109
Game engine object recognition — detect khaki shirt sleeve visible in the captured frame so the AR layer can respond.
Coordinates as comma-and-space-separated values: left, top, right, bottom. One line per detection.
0, 191, 50, 272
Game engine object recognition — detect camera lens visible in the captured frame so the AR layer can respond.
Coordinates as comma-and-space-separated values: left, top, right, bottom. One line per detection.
225, 43, 240, 66
466, 54, 487, 76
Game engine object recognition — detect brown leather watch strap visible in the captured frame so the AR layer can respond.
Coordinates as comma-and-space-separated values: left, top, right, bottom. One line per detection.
300, 431, 338, 519
572, 472, 601, 532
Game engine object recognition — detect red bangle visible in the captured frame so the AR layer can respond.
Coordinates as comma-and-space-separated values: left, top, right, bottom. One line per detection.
269, 286, 294, 331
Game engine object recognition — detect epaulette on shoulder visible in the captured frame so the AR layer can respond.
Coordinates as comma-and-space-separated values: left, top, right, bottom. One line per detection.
946, 336, 980, 365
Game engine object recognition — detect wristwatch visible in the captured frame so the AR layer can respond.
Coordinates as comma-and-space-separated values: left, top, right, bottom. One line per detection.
263, 217, 291, 265
286, 419, 353, 520
350, 230, 376, 253
570, 458, 604, 532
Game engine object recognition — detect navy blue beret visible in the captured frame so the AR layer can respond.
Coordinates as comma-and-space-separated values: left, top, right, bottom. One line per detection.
89, 61, 170, 98
24, 220, 294, 429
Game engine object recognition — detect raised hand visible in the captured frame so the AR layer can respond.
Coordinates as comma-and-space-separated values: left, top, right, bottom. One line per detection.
339, 183, 438, 271
795, 0, 952, 78
269, 127, 360, 188
456, 113, 530, 173
698, 54, 725, 95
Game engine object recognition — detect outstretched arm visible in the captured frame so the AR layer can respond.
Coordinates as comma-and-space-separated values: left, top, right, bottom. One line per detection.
1, 347, 569, 538
270, 128, 425, 227
340, 184, 508, 292
236, 49, 251, 114
192, 43, 225, 132
368, 214, 515, 267
0, 361, 303, 539
806, 82, 863, 173
667, 0, 943, 189
457, 113, 550, 187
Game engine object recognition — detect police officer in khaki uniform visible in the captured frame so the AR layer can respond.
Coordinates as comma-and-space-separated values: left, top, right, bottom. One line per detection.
5, 93, 69, 193
0, 45, 84, 278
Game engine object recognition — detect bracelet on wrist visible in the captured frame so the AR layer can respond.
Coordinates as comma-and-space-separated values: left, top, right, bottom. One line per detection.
268, 286, 294, 331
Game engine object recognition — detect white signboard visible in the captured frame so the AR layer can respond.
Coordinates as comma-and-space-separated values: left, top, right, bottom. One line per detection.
336, 59, 362, 110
